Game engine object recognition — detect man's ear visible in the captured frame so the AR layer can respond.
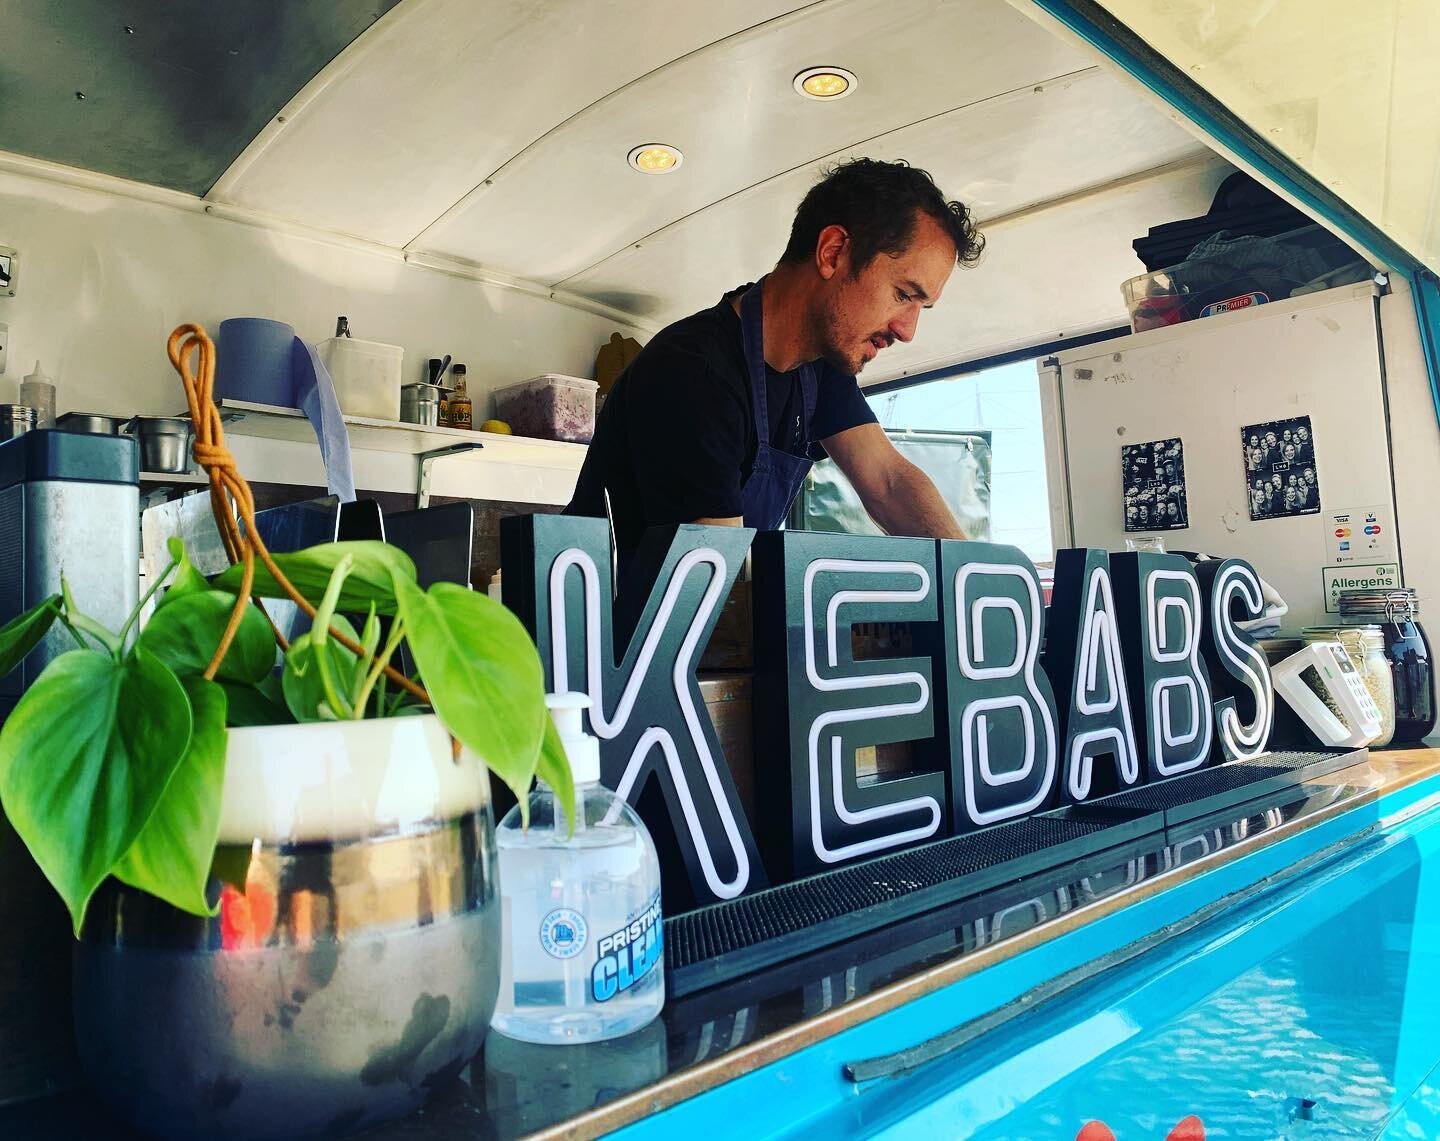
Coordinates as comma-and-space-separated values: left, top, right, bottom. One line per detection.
814, 224, 849, 280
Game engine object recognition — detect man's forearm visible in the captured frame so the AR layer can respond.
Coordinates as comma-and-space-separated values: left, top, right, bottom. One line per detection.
864, 459, 967, 540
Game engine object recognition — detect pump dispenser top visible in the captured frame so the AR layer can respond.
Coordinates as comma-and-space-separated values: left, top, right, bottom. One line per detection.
545, 692, 600, 785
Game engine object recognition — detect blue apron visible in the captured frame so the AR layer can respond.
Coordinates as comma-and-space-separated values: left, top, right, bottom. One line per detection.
739, 279, 819, 530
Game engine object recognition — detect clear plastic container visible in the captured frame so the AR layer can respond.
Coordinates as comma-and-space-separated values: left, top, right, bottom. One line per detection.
1121, 224, 1369, 334
491, 374, 598, 443
492, 695, 663, 1044
317, 336, 404, 421
1302, 625, 1395, 747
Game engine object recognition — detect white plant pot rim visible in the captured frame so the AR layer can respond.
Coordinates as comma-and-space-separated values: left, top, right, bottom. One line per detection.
218, 714, 491, 845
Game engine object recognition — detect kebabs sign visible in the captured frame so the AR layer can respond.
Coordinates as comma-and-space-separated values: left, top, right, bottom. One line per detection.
502, 517, 1273, 906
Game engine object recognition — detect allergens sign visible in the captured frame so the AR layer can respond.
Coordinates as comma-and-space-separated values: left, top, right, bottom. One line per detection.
1323, 562, 1401, 613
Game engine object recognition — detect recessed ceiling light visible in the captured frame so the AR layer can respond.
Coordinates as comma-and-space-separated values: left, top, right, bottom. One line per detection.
627, 144, 683, 174
794, 66, 857, 101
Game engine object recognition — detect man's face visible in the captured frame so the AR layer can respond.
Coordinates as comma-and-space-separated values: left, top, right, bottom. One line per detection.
816, 212, 956, 375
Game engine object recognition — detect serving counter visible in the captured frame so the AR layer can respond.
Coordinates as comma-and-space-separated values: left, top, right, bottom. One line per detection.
8, 745, 1438, 1140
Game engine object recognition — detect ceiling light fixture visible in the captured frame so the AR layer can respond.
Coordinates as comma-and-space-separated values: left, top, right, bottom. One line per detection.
794, 66, 857, 101
627, 144, 683, 174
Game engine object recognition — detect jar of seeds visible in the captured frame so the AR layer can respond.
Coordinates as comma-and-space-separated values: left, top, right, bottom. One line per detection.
1302, 625, 1395, 747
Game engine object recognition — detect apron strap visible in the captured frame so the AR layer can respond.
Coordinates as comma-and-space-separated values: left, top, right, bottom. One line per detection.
739, 280, 772, 443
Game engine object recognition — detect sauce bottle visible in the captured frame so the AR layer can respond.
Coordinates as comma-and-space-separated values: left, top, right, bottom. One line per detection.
448, 364, 472, 431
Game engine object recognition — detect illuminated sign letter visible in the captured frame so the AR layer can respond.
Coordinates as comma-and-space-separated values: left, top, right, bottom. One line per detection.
1045, 548, 1142, 803
752, 531, 946, 879
501, 515, 766, 906
1196, 558, 1274, 760
1111, 553, 1214, 779
936, 540, 1059, 832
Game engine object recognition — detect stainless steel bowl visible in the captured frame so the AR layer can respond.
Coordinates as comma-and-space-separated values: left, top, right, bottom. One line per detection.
125, 415, 194, 473
55, 411, 124, 435
72, 719, 501, 1141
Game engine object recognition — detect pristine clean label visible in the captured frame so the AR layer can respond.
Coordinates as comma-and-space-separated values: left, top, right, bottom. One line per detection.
591, 895, 663, 1002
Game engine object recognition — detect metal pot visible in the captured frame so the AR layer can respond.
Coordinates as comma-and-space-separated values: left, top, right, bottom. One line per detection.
55, 411, 125, 435
124, 416, 194, 473
400, 382, 446, 427
73, 716, 500, 1140
0, 404, 36, 441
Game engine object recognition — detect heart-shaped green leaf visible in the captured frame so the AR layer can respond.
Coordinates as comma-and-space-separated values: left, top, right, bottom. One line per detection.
392, 578, 558, 808
139, 590, 276, 685
213, 542, 414, 615
0, 646, 192, 933
112, 676, 228, 917
533, 707, 576, 832
221, 675, 293, 727
159, 536, 212, 609
0, 595, 61, 680
282, 615, 361, 722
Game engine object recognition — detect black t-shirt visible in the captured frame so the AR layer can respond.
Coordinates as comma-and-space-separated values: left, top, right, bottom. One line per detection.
565, 284, 877, 562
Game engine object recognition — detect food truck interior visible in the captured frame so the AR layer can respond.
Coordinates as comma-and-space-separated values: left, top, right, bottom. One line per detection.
2, 1, 1440, 1139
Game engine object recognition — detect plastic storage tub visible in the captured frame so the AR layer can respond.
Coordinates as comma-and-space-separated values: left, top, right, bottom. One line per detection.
1122, 224, 1371, 333
317, 337, 404, 421
491, 374, 598, 443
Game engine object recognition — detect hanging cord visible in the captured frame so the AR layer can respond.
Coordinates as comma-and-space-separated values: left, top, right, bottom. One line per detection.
166, 324, 429, 706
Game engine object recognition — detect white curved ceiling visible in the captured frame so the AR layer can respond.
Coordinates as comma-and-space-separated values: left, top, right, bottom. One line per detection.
201, 0, 1216, 368
0, 0, 1225, 372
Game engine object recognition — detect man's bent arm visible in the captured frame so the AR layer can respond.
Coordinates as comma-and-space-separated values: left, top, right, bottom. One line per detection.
821, 422, 968, 540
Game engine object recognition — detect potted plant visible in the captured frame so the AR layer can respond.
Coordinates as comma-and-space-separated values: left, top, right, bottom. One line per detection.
0, 325, 572, 1140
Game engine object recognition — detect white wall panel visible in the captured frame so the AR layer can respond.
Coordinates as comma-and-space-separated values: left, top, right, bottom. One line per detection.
1378, 283, 1440, 611
0, 163, 642, 496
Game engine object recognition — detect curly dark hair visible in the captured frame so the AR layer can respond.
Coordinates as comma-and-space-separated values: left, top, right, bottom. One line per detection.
780, 158, 984, 272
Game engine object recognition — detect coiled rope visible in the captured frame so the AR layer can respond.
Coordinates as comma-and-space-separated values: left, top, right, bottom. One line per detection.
166, 323, 428, 705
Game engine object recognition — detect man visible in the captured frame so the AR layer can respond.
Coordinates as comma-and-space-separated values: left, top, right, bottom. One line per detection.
566, 159, 983, 572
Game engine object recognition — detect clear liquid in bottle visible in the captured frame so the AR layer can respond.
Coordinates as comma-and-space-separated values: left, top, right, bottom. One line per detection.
491, 694, 664, 1045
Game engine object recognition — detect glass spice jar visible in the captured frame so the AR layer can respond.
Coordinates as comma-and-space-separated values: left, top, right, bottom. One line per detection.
1302, 624, 1395, 747
1339, 588, 1436, 744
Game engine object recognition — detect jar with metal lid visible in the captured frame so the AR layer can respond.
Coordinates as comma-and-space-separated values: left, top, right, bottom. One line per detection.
1339, 588, 1436, 743
0, 404, 36, 441
1301, 624, 1395, 747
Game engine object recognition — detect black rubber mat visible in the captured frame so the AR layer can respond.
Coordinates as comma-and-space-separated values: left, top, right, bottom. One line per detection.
664, 748, 1368, 997
666, 813, 1155, 996
1099, 750, 1363, 825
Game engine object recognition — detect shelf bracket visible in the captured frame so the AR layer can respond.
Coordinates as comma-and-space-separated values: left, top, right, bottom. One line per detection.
416, 442, 484, 508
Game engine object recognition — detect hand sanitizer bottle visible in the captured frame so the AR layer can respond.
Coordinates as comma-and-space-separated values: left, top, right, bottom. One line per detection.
491, 693, 664, 1044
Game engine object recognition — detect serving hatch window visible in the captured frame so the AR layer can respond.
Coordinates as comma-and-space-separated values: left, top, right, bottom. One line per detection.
864, 359, 1054, 563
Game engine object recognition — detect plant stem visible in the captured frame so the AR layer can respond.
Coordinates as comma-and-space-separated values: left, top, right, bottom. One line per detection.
351, 618, 406, 718
116, 558, 177, 650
